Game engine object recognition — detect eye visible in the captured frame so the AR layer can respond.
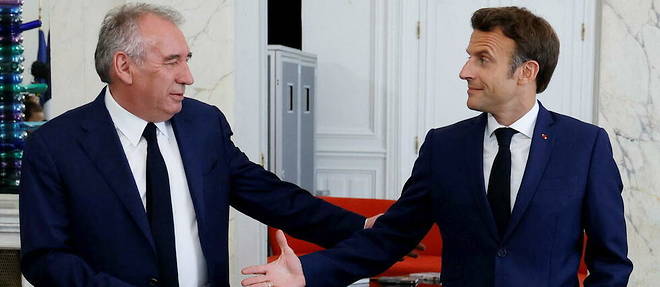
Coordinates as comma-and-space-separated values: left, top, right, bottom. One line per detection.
479, 57, 488, 64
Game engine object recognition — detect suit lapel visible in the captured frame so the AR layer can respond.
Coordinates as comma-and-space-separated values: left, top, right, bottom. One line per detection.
464, 114, 499, 241
170, 106, 207, 230
503, 102, 556, 241
78, 89, 155, 251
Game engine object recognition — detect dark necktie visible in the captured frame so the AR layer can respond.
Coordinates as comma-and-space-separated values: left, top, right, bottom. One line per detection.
487, 127, 518, 237
143, 123, 179, 286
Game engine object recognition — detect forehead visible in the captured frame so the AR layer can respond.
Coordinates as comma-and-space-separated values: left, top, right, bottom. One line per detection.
467, 28, 515, 57
137, 13, 189, 57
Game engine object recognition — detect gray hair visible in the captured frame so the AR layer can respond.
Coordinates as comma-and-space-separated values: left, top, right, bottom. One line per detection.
94, 3, 184, 83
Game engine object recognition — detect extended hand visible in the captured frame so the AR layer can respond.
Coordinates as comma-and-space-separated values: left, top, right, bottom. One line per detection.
241, 230, 305, 287
364, 213, 426, 259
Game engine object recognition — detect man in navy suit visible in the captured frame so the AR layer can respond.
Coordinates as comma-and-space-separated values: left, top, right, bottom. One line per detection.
19, 3, 376, 286
242, 7, 633, 287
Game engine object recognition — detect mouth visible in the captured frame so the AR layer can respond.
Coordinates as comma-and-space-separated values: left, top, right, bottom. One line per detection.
467, 87, 483, 95
169, 92, 185, 100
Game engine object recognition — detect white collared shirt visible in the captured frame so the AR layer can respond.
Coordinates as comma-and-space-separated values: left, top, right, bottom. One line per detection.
105, 88, 207, 286
483, 101, 539, 211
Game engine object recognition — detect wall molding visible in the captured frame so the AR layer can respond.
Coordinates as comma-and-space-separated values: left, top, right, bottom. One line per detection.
316, 168, 380, 198
314, 0, 386, 149
316, 150, 387, 158
384, 0, 407, 200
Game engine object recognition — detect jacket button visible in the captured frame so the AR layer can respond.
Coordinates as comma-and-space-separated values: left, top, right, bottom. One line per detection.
149, 278, 159, 286
497, 248, 508, 257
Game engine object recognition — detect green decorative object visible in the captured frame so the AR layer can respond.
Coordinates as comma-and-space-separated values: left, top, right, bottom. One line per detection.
0, 83, 47, 94
0, 1, 43, 193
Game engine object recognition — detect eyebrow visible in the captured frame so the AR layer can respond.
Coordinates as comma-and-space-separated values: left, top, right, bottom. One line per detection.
164, 52, 193, 62
466, 48, 494, 58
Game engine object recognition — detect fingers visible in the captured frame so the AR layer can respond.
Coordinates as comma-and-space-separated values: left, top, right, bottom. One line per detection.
404, 241, 427, 258
242, 264, 268, 275
404, 242, 426, 259
276, 230, 293, 254
364, 213, 384, 229
242, 283, 272, 287
240, 275, 271, 287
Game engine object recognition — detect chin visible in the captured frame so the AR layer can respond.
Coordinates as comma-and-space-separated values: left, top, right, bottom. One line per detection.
466, 98, 481, 111
161, 105, 183, 120
170, 105, 183, 115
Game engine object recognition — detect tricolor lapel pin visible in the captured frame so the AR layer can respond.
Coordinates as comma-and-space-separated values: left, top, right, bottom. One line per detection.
541, 133, 549, 140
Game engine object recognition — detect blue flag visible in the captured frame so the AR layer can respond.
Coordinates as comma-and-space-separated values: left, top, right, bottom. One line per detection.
35, 29, 51, 105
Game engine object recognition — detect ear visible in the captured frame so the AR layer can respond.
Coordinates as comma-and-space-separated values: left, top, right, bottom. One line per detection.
517, 60, 539, 86
112, 52, 133, 85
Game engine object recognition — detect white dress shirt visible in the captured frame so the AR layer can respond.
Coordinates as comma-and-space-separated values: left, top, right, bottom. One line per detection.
105, 89, 207, 286
483, 101, 539, 211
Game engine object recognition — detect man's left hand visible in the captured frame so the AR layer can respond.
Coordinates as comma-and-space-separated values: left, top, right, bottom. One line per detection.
241, 230, 305, 287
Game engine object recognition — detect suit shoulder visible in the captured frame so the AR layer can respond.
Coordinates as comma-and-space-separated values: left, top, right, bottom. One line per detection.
30, 101, 95, 138
180, 97, 227, 119
550, 111, 603, 138
427, 114, 483, 138
179, 97, 233, 136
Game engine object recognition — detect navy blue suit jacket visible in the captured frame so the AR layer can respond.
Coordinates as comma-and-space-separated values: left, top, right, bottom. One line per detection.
301, 103, 632, 287
19, 90, 365, 286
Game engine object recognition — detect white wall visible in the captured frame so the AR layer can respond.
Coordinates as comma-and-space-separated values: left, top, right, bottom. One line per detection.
599, 0, 660, 285
303, 0, 392, 199
229, 0, 268, 285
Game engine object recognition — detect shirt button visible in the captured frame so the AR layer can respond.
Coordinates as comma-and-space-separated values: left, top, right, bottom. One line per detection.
149, 278, 159, 286
497, 248, 508, 257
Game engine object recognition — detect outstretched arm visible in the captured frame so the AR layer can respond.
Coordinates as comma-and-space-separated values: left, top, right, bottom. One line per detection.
212, 108, 365, 247
243, 130, 438, 287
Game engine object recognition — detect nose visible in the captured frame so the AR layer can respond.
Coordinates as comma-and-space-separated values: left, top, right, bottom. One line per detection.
177, 62, 194, 85
459, 60, 473, 81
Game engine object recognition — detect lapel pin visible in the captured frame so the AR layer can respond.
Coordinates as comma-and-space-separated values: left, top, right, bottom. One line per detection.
541, 133, 549, 140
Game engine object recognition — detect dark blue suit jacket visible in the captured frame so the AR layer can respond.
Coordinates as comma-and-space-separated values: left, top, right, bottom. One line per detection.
301, 103, 632, 287
19, 90, 365, 286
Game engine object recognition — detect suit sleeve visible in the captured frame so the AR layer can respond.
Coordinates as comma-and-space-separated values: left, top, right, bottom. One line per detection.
20, 132, 135, 287
299, 131, 437, 287
582, 128, 633, 286
215, 109, 366, 248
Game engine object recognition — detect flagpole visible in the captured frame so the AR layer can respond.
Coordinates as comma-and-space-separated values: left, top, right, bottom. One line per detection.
38, 0, 42, 20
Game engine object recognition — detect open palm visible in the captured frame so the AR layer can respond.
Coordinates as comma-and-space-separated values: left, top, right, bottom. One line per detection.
241, 230, 306, 287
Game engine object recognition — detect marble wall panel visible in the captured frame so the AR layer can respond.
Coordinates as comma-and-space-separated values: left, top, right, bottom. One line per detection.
599, 0, 660, 285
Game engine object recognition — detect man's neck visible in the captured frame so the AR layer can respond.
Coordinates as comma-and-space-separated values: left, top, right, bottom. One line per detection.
491, 97, 536, 126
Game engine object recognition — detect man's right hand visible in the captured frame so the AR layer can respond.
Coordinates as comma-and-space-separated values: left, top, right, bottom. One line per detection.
241, 230, 305, 287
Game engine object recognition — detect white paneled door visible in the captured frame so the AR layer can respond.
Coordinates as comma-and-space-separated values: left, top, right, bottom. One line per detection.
303, 0, 597, 199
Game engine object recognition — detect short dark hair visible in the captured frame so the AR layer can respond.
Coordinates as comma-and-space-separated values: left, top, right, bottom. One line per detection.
471, 7, 559, 93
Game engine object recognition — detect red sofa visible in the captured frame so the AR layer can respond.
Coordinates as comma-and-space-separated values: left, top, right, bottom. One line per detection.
268, 196, 588, 283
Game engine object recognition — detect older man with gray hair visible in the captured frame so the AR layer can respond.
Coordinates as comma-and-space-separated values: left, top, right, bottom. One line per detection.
19, 3, 372, 286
